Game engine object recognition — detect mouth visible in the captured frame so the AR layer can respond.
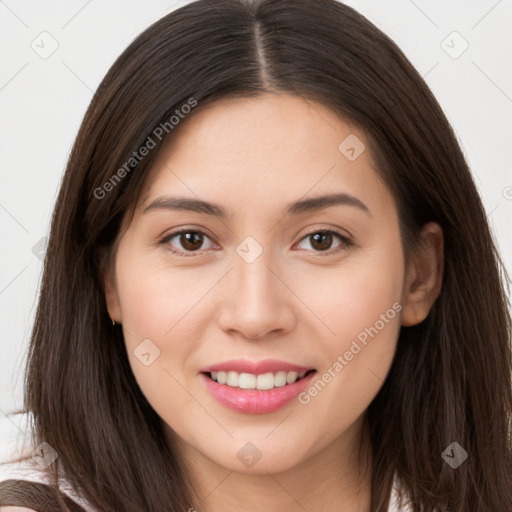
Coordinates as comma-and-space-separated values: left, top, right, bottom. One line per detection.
200, 368, 318, 414
202, 369, 316, 391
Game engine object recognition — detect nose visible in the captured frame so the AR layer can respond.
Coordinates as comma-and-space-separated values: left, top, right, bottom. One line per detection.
216, 251, 296, 340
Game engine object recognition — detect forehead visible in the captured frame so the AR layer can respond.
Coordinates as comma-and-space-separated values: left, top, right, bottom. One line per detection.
136, 93, 393, 220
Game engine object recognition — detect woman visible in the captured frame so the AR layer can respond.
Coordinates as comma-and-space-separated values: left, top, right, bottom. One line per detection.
1, 0, 511, 511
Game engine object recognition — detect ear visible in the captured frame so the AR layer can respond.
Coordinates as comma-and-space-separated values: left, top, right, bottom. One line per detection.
401, 222, 444, 327
99, 252, 122, 324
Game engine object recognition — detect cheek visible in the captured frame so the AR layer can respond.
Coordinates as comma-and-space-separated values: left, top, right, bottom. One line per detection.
113, 248, 216, 418
295, 240, 404, 427
304, 240, 404, 351
115, 249, 203, 346
329, 268, 402, 346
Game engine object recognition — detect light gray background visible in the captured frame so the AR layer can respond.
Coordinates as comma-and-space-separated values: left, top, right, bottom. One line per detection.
1, 0, 511, 418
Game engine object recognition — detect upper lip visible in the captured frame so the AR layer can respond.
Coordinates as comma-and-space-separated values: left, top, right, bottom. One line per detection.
200, 358, 315, 375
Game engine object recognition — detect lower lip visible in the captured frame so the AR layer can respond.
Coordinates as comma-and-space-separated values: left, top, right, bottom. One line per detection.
200, 371, 316, 414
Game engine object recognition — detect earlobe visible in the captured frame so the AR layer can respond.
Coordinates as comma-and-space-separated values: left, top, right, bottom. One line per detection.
102, 266, 122, 324
401, 222, 444, 327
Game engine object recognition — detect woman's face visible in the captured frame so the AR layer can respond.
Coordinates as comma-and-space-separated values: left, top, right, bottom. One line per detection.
105, 93, 409, 475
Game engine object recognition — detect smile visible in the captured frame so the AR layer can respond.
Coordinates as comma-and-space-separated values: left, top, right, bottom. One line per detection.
200, 370, 317, 414
206, 369, 315, 390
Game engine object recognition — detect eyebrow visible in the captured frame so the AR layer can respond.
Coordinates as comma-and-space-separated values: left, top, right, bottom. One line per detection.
142, 192, 371, 218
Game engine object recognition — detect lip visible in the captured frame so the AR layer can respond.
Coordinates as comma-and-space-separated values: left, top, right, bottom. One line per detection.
200, 370, 317, 414
200, 358, 314, 375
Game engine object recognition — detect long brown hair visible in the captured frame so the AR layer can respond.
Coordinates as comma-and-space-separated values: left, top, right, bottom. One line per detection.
2, 0, 511, 510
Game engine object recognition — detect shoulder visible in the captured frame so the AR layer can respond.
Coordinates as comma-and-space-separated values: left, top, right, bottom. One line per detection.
0, 414, 95, 512
0, 414, 48, 487
0, 414, 48, 512
0, 413, 45, 484
1, 508, 40, 512
388, 473, 414, 512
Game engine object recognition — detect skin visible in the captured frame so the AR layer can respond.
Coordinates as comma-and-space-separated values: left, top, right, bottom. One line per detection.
104, 93, 443, 512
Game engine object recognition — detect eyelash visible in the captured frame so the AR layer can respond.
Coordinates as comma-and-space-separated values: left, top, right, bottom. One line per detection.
158, 227, 353, 258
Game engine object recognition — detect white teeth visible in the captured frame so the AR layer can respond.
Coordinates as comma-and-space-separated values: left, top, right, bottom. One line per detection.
238, 373, 257, 389
286, 371, 298, 384
208, 370, 309, 390
256, 373, 275, 390
274, 371, 288, 387
227, 371, 239, 387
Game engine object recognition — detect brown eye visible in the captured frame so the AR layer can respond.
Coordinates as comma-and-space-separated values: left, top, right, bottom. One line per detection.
309, 232, 333, 251
296, 230, 351, 254
179, 231, 204, 251
162, 229, 215, 256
